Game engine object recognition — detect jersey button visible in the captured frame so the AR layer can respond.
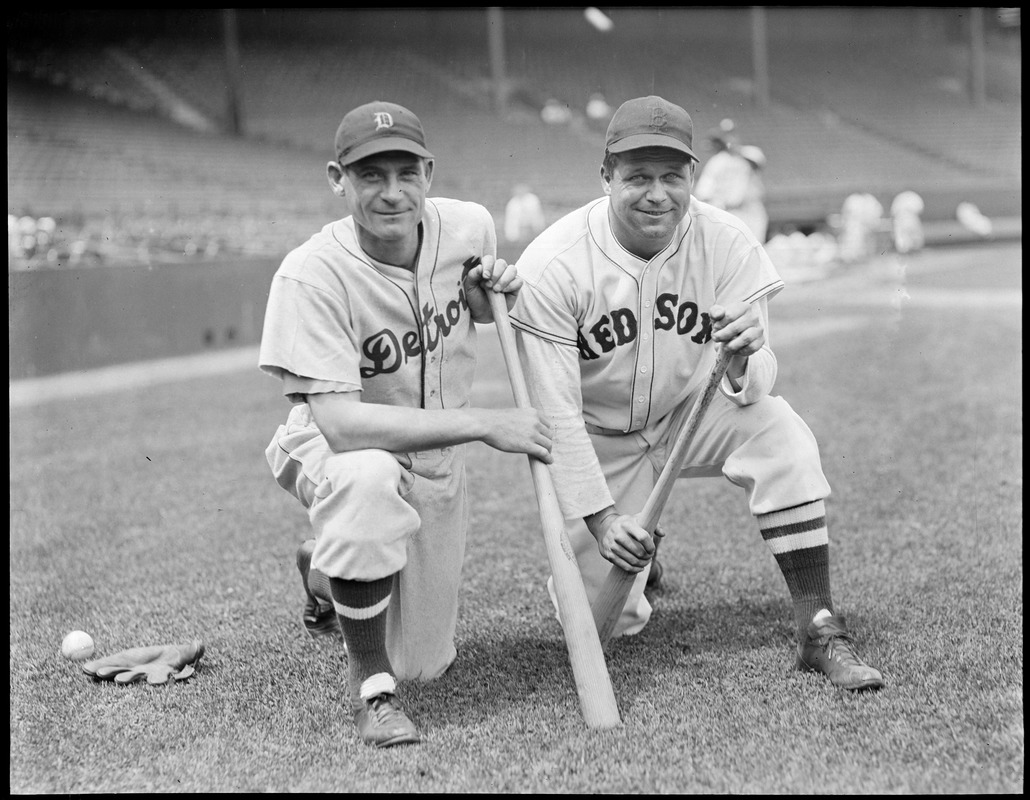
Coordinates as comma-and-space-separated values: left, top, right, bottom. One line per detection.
637, 396, 645, 403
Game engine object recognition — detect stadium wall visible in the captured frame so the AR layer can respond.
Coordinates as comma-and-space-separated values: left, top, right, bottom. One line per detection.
9, 259, 278, 380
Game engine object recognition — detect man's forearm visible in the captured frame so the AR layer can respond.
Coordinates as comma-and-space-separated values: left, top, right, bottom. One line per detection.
308, 394, 486, 454
517, 331, 614, 520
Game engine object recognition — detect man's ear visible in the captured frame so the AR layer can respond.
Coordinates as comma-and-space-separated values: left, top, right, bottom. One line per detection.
423, 158, 435, 189
326, 161, 346, 197
600, 164, 612, 196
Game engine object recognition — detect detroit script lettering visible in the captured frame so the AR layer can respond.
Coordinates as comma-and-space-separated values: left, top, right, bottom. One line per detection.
359, 257, 480, 379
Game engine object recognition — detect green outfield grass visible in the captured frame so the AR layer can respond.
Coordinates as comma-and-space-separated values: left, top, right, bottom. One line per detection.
9, 243, 1022, 793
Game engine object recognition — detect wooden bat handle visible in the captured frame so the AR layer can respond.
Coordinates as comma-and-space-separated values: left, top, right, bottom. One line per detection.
591, 347, 732, 648
639, 348, 732, 532
488, 290, 621, 729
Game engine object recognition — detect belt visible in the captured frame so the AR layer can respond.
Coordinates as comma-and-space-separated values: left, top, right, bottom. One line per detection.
585, 423, 627, 437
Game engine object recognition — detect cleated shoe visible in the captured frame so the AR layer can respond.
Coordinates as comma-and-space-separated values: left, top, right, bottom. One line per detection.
355, 673, 421, 748
296, 540, 342, 641
796, 614, 884, 691
302, 596, 342, 641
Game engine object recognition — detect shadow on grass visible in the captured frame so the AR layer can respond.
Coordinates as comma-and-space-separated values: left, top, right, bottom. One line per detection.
405, 590, 798, 730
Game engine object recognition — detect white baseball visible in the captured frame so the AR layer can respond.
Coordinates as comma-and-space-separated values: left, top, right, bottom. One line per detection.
61, 630, 95, 662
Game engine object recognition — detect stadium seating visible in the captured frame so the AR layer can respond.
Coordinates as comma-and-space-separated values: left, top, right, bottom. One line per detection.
7, 9, 1021, 269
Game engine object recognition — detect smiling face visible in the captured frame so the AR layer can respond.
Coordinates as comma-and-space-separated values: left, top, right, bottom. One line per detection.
328, 151, 434, 267
602, 147, 695, 260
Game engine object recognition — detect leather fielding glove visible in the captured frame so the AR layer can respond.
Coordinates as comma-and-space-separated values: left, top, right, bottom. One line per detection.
82, 639, 205, 685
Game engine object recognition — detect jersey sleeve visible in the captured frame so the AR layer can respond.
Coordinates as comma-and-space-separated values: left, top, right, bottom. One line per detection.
714, 241, 781, 404
715, 233, 784, 310
258, 272, 363, 395
516, 326, 614, 520
509, 270, 581, 348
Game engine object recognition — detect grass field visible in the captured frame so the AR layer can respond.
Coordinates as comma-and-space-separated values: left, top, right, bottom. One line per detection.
9, 241, 1022, 794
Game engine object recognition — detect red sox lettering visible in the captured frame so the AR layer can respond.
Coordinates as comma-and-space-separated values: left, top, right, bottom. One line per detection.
576, 294, 713, 361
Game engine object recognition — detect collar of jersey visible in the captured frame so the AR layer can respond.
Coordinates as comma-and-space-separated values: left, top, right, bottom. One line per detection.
588, 197, 692, 277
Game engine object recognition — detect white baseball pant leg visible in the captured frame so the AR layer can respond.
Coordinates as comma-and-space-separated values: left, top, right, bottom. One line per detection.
266, 403, 466, 680
552, 392, 830, 638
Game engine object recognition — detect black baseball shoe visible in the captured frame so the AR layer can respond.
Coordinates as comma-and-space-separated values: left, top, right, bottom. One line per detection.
355, 673, 421, 748
296, 539, 343, 641
796, 614, 884, 691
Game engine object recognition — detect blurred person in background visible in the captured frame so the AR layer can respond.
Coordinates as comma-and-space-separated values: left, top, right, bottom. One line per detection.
541, 97, 572, 125
15, 215, 39, 261
9, 214, 24, 262
838, 192, 884, 264
735, 144, 769, 243
258, 101, 553, 748
586, 91, 613, 131
956, 201, 993, 238
694, 122, 769, 242
889, 190, 925, 255
504, 183, 547, 244
509, 95, 884, 694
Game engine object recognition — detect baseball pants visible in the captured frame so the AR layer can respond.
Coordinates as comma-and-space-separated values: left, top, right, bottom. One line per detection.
551, 392, 831, 637
266, 403, 467, 681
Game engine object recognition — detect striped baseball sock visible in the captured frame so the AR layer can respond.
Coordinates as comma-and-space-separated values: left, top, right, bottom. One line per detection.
329, 576, 395, 707
757, 500, 834, 637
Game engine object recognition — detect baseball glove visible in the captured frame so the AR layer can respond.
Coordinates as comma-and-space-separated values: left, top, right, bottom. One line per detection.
82, 639, 205, 685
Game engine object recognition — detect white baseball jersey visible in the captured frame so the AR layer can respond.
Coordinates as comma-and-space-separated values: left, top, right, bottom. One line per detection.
260, 197, 494, 409
259, 197, 496, 680
511, 196, 782, 430
509, 195, 828, 639
510, 195, 783, 520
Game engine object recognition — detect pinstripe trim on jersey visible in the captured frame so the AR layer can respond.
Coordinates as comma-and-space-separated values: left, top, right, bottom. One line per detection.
509, 316, 579, 348
587, 197, 694, 277
418, 200, 443, 407
584, 197, 696, 431
333, 228, 427, 404
743, 278, 785, 305
333, 594, 392, 620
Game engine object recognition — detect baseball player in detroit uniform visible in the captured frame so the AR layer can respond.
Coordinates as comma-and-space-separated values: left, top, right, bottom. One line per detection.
510, 96, 883, 691
259, 101, 553, 747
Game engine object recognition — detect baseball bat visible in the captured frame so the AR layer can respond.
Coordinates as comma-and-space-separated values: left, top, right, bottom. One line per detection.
590, 347, 733, 648
488, 289, 621, 729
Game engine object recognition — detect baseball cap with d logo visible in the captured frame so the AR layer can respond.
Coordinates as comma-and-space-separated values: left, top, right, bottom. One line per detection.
605, 96, 698, 161
334, 101, 434, 166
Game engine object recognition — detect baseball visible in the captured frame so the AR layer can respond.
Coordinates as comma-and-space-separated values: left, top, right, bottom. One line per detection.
61, 630, 95, 662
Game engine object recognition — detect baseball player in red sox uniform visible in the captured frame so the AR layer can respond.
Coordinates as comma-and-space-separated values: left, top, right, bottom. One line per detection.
510, 96, 884, 691
259, 101, 553, 747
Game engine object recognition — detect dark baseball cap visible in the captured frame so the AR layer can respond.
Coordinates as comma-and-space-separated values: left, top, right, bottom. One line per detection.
334, 101, 434, 166
605, 96, 698, 161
